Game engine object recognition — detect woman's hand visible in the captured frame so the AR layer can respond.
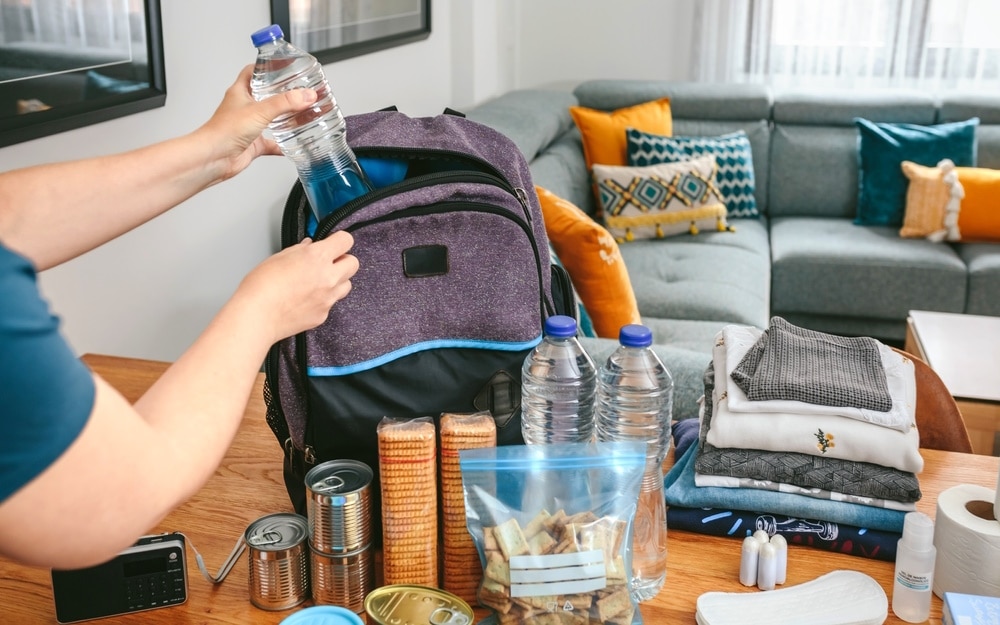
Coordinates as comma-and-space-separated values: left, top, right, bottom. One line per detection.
195, 64, 319, 183
233, 230, 359, 343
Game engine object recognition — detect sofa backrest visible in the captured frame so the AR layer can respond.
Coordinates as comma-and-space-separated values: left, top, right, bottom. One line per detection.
466, 82, 1000, 224
768, 89, 936, 219
938, 93, 1000, 169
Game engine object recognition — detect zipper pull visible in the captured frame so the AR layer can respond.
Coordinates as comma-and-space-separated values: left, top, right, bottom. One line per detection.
515, 187, 532, 223
304, 445, 317, 466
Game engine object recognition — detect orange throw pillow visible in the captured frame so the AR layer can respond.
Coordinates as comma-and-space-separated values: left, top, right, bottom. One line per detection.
901, 159, 1000, 242
570, 98, 673, 170
536, 186, 642, 338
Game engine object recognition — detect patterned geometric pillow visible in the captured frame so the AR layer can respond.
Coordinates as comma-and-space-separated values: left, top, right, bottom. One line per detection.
626, 128, 759, 218
591, 156, 733, 243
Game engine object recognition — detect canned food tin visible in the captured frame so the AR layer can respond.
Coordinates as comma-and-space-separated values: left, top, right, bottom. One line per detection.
309, 545, 375, 613
365, 585, 475, 625
246, 513, 310, 611
305, 460, 373, 554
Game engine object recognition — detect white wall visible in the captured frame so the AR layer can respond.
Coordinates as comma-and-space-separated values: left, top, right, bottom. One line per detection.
511, 0, 697, 88
0, 0, 694, 362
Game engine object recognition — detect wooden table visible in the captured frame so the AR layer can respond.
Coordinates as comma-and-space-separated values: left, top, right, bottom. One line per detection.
1, 354, 998, 625
905, 310, 1000, 456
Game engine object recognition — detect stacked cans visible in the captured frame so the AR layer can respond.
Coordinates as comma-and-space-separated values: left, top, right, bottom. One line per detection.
245, 513, 311, 610
305, 460, 376, 613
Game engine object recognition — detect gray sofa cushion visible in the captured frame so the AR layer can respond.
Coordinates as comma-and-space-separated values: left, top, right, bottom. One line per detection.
770, 217, 967, 321
619, 218, 770, 329
528, 129, 594, 216
465, 89, 577, 163
573, 80, 772, 121
772, 89, 936, 125
769, 125, 859, 219
957, 243, 1000, 317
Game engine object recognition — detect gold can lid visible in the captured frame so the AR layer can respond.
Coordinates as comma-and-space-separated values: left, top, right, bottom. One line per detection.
365, 584, 474, 625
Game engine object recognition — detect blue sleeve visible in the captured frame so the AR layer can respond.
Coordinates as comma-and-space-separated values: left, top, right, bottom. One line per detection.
0, 242, 95, 503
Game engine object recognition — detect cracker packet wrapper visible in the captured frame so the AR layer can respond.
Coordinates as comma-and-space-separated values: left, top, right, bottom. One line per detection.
377, 416, 438, 586
459, 442, 646, 625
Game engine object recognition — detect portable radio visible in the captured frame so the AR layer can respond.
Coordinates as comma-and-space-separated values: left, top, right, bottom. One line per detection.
50, 532, 187, 623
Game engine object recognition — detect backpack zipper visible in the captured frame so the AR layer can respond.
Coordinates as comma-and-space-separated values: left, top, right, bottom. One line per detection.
313, 169, 527, 240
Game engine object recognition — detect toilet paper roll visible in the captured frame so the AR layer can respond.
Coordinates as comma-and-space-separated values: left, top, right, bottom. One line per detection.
995, 462, 1000, 522
932, 483, 1000, 599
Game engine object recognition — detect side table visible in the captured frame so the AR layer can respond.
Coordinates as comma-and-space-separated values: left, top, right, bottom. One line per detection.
904, 310, 1000, 456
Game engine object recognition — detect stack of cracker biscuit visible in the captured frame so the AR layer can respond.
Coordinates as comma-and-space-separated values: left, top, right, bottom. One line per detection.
439, 412, 497, 603
377, 417, 438, 586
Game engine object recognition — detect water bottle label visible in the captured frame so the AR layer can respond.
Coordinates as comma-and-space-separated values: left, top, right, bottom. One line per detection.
509, 550, 606, 597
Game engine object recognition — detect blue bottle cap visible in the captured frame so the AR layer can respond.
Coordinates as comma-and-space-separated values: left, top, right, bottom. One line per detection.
279, 606, 364, 625
544, 315, 578, 338
619, 324, 652, 347
251, 24, 285, 47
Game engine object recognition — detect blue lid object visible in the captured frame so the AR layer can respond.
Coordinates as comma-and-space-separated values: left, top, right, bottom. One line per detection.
251, 24, 285, 47
279, 606, 364, 625
619, 324, 653, 347
544, 315, 578, 338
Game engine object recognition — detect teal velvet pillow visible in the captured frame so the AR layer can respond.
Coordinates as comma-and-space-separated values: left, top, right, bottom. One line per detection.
626, 128, 759, 218
854, 117, 979, 226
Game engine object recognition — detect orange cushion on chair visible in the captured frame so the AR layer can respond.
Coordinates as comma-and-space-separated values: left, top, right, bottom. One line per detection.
536, 186, 642, 338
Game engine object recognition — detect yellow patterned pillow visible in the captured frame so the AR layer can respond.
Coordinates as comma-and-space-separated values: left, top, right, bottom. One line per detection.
591, 156, 733, 242
901, 159, 1000, 242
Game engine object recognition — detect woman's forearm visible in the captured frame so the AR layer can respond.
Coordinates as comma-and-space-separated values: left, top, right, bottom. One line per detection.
0, 133, 223, 270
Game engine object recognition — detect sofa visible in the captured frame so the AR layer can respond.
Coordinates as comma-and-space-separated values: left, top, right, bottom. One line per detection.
464, 80, 1000, 421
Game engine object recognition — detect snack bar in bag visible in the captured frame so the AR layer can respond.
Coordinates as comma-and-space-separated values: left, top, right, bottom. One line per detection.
459, 442, 646, 625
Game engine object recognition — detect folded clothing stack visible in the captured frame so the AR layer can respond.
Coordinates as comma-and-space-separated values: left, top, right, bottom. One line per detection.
664, 317, 923, 561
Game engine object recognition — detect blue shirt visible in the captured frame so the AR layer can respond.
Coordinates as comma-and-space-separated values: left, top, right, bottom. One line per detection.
0, 241, 94, 503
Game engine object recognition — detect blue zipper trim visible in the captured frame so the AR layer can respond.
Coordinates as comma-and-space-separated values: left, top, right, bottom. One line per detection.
307, 335, 542, 377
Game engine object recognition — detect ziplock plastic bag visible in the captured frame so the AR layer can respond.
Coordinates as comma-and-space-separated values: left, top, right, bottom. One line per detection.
459, 442, 646, 625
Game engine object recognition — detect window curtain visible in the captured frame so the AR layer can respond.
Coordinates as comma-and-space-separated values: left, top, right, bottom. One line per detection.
694, 0, 1000, 91
0, 0, 140, 51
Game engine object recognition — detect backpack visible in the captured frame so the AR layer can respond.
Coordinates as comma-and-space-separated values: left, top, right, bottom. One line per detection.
262, 108, 575, 539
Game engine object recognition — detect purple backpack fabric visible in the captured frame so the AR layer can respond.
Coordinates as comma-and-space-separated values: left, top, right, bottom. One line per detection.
263, 109, 572, 535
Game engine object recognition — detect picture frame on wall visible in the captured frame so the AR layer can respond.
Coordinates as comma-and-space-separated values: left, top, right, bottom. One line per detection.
270, 0, 431, 64
0, 0, 167, 148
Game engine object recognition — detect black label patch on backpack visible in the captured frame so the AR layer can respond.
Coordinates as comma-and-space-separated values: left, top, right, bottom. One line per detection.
403, 244, 448, 277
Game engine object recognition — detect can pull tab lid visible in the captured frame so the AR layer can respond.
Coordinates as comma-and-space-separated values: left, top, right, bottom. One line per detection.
313, 474, 347, 493
178, 531, 247, 585
429, 607, 471, 625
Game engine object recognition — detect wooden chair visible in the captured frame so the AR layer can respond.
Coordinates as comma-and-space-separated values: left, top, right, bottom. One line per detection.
892, 347, 974, 453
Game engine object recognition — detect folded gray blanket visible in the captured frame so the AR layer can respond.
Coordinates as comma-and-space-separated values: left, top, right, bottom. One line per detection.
731, 316, 892, 412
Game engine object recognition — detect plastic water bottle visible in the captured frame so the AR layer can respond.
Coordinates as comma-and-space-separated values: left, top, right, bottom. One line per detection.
520, 315, 597, 444
250, 24, 373, 222
595, 324, 673, 602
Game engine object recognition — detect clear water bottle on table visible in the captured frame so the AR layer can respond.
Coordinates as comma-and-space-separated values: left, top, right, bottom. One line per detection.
596, 323, 673, 602
250, 24, 373, 222
521, 315, 597, 444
